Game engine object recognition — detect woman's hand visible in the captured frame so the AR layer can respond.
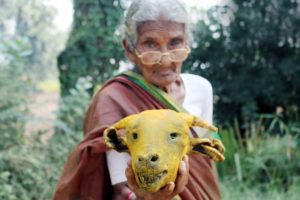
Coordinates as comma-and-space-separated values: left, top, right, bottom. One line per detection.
112, 182, 137, 200
125, 156, 189, 200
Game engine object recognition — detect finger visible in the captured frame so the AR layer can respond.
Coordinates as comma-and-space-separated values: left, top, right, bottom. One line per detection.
125, 162, 139, 191
162, 182, 175, 194
128, 191, 137, 200
183, 155, 189, 172
125, 161, 134, 179
174, 156, 189, 194
178, 156, 188, 175
121, 186, 136, 200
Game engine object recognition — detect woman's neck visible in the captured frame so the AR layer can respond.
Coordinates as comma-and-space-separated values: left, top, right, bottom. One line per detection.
132, 67, 185, 104
159, 78, 185, 104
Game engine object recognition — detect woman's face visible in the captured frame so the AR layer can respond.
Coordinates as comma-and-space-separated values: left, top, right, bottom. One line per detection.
125, 20, 188, 88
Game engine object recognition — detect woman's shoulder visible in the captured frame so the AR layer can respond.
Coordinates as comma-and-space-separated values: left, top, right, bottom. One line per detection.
180, 73, 212, 91
93, 77, 129, 99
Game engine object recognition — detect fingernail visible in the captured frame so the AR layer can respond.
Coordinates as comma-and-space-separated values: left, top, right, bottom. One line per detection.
183, 155, 188, 162
180, 160, 186, 171
168, 182, 175, 192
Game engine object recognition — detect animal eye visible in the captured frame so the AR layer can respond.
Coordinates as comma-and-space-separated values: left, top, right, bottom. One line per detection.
132, 132, 138, 140
170, 132, 178, 139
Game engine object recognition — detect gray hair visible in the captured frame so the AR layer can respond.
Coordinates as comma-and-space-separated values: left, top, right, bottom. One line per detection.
122, 0, 192, 50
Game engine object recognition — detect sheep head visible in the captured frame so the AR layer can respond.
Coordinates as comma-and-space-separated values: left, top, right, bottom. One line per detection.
104, 109, 225, 192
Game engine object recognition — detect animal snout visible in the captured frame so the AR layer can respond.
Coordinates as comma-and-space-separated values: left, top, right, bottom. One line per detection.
138, 154, 159, 164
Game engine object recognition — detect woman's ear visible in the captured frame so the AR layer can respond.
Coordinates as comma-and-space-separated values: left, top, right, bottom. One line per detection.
122, 39, 136, 64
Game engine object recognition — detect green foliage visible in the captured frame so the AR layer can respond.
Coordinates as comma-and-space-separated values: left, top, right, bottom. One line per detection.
217, 114, 300, 199
40, 78, 89, 197
2, 1, 300, 199
56, 77, 92, 133
242, 134, 299, 186
184, 0, 300, 126
0, 1, 86, 195
58, 0, 124, 96
221, 178, 300, 200
260, 109, 300, 136
0, 141, 47, 200
0, 37, 33, 150
0, 0, 63, 81
0, 80, 86, 199
0, 130, 81, 199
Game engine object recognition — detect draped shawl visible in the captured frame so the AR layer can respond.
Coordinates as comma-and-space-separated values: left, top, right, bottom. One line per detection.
53, 72, 221, 200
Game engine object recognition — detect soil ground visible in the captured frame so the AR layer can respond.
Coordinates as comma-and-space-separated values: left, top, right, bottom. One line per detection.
25, 91, 59, 141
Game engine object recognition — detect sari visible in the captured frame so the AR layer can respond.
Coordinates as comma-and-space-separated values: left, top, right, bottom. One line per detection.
53, 71, 221, 200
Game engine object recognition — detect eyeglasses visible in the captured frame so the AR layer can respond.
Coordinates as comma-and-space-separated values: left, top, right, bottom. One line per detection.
135, 47, 190, 65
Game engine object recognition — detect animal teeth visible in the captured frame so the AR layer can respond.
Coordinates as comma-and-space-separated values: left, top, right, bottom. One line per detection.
138, 170, 168, 184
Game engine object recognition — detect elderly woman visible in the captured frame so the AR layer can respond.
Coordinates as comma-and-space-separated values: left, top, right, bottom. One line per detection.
54, 0, 220, 199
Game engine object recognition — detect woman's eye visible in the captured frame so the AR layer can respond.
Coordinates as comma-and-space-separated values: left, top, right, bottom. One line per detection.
144, 41, 156, 49
170, 132, 178, 139
170, 38, 183, 48
132, 133, 138, 140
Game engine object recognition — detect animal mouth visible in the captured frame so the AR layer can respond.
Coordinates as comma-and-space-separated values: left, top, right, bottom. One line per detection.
137, 170, 168, 185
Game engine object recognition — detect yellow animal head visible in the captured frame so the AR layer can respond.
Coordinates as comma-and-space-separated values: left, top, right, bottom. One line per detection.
104, 109, 225, 192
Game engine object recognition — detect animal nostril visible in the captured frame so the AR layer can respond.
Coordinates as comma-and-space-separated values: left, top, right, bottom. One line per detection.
138, 156, 144, 162
150, 155, 159, 162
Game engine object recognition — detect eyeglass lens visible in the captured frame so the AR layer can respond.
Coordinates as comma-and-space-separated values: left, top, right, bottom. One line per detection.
141, 49, 188, 64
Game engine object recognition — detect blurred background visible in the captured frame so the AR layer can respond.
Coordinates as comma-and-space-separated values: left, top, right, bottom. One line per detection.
0, 0, 299, 199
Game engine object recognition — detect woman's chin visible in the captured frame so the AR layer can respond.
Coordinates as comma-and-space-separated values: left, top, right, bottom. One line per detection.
154, 79, 174, 87
156, 73, 179, 84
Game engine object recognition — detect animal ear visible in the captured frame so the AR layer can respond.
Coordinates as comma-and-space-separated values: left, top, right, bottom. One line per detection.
104, 127, 128, 152
103, 114, 137, 152
190, 138, 225, 162
178, 113, 218, 132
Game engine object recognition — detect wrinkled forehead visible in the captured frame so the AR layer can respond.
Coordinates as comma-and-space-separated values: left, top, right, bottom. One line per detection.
137, 20, 185, 38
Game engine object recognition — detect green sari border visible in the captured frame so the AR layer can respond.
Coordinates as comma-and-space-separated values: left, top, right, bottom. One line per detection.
121, 71, 187, 112
120, 71, 221, 140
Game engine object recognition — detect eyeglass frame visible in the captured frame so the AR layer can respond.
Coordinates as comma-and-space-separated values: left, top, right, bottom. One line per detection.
135, 46, 191, 65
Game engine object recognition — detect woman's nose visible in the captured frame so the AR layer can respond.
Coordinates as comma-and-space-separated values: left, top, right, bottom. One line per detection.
159, 52, 172, 67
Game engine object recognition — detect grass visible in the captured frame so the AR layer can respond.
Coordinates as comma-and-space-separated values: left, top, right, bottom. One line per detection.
217, 117, 300, 200
221, 178, 300, 200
